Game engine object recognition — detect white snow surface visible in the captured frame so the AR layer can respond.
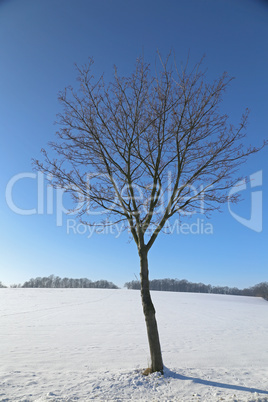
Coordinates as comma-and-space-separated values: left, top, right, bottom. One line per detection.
0, 288, 268, 401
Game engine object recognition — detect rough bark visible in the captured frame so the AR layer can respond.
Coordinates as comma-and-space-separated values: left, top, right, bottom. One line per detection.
139, 247, 163, 374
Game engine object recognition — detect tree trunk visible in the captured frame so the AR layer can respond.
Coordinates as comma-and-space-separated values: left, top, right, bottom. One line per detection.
139, 247, 163, 374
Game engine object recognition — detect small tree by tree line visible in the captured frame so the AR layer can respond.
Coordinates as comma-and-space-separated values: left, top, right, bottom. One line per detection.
124, 279, 268, 300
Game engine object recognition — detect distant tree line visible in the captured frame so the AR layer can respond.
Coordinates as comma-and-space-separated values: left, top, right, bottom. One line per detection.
124, 279, 268, 300
2, 276, 268, 300
9, 275, 118, 289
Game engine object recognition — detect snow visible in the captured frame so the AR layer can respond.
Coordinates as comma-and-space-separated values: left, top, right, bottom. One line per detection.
0, 288, 268, 401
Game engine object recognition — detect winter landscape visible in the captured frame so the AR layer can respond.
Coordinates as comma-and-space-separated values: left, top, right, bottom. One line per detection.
0, 288, 268, 402
1, 1, 268, 401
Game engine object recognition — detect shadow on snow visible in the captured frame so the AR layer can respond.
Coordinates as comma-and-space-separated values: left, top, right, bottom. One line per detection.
164, 367, 268, 396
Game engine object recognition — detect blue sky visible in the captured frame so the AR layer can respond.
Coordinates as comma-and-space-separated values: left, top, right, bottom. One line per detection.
0, 0, 267, 288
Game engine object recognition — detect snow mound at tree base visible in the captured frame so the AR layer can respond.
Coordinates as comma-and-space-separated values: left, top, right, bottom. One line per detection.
1, 367, 268, 401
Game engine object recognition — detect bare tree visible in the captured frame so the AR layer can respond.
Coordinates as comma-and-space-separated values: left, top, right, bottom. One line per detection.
34, 54, 266, 374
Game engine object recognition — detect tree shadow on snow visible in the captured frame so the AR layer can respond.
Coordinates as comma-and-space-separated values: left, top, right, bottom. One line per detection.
164, 367, 268, 396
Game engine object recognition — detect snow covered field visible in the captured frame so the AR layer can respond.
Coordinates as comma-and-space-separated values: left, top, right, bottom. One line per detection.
0, 288, 268, 401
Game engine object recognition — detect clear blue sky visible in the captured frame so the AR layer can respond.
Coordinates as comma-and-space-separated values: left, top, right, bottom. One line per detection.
0, 0, 267, 288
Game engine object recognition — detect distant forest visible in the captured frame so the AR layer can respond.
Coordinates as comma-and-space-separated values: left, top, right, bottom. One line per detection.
124, 279, 268, 301
6, 275, 118, 289
1, 277, 268, 300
